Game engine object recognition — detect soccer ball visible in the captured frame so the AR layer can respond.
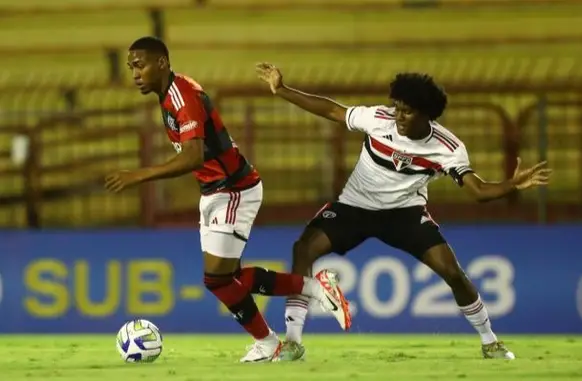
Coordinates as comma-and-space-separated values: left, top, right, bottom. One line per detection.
116, 319, 163, 363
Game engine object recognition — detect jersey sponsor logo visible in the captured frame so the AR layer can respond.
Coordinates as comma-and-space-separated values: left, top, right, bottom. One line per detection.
180, 121, 198, 134
166, 115, 178, 131
391, 151, 413, 171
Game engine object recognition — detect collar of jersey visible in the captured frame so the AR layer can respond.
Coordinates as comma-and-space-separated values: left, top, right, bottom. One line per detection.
158, 71, 176, 103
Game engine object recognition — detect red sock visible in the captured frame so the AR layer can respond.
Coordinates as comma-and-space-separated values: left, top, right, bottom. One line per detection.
238, 267, 305, 296
204, 274, 270, 340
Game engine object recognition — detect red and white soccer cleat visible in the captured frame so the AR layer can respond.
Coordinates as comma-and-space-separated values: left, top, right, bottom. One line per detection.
315, 269, 352, 331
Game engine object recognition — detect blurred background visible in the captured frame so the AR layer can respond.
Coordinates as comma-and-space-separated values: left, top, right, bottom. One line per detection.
0, 0, 581, 228
0, 0, 581, 335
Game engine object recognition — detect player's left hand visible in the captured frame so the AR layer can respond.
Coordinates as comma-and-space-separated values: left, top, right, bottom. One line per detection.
510, 157, 552, 190
105, 170, 144, 193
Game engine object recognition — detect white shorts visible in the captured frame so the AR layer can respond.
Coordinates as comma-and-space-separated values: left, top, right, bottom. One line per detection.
199, 181, 262, 259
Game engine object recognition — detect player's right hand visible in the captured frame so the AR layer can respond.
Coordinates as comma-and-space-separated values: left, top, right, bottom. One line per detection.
105, 170, 143, 193
256, 62, 283, 94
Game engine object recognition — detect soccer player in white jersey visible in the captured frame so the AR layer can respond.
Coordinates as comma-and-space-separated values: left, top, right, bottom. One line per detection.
256, 63, 552, 361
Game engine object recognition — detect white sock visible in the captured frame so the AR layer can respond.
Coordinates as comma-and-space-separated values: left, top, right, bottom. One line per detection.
459, 296, 497, 345
285, 295, 309, 344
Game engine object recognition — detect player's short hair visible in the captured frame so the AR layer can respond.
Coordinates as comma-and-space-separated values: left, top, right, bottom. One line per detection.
129, 36, 170, 60
389, 73, 447, 120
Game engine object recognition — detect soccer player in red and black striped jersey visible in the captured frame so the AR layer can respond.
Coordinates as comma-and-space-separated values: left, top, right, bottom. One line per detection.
104, 37, 351, 362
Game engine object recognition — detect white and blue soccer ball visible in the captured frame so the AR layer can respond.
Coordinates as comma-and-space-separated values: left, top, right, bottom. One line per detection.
116, 319, 163, 363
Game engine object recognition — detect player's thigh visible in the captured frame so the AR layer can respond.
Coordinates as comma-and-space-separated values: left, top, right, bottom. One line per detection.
203, 249, 241, 275
290, 226, 334, 274
306, 202, 369, 256
375, 206, 447, 260
231, 182, 263, 240
200, 182, 263, 261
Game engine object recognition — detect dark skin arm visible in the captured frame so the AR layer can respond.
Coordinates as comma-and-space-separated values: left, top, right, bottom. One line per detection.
105, 139, 204, 193
256, 62, 347, 123
461, 158, 552, 203
257, 63, 553, 203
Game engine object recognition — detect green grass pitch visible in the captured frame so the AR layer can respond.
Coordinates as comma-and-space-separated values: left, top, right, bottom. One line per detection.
1, 334, 581, 381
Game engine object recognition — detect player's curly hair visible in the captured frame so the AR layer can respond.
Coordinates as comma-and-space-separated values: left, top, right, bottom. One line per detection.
129, 36, 170, 60
389, 73, 447, 120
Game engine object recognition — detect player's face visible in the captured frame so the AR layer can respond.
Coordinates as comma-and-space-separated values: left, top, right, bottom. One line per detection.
393, 100, 429, 138
127, 50, 164, 95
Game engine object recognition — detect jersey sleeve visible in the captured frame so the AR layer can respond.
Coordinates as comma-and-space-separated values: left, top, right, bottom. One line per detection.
441, 144, 474, 186
345, 106, 383, 134
175, 92, 206, 142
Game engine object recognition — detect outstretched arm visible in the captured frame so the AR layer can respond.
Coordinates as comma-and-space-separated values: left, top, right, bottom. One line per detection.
461, 158, 551, 203
136, 139, 204, 181
104, 139, 203, 193
256, 62, 347, 123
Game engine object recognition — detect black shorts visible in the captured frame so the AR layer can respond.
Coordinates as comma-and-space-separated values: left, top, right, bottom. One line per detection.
308, 202, 446, 259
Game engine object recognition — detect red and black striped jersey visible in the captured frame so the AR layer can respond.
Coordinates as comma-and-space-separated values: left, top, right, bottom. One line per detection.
159, 72, 260, 194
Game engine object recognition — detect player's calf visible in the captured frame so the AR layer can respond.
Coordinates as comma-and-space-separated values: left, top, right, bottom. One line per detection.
203, 272, 271, 340
442, 268, 506, 351
203, 272, 285, 362
237, 266, 304, 296
282, 230, 336, 348
422, 244, 514, 359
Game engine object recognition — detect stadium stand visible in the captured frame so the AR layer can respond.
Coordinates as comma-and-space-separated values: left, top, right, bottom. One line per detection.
0, 0, 581, 227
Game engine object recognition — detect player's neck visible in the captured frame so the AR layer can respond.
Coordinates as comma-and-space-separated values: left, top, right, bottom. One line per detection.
406, 123, 432, 140
157, 70, 174, 97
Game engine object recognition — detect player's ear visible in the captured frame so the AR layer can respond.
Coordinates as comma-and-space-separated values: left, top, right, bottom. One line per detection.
158, 56, 169, 70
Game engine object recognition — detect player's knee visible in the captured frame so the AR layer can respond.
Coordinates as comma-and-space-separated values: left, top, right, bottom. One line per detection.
238, 267, 276, 294
203, 272, 234, 292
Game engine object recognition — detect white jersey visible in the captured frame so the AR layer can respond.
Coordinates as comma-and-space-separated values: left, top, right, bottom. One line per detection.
339, 105, 473, 210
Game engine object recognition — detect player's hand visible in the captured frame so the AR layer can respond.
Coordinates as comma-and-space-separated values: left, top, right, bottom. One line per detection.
105, 170, 144, 193
510, 157, 552, 190
256, 62, 283, 94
